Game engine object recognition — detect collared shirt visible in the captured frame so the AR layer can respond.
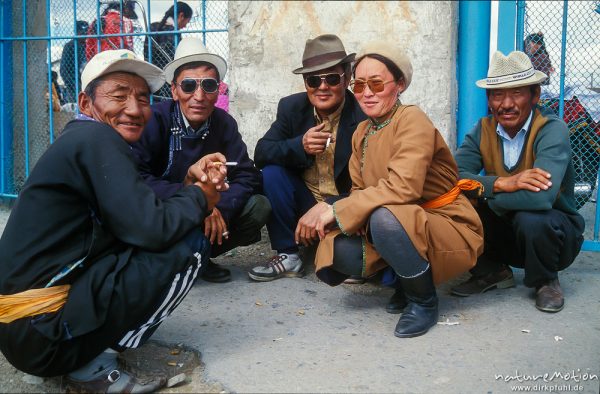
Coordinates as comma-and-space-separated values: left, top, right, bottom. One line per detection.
496, 110, 533, 169
302, 99, 345, 201
182, 110, 210, 137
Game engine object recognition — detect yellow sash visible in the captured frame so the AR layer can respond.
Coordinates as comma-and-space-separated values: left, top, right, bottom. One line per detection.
0, 285, 70, 323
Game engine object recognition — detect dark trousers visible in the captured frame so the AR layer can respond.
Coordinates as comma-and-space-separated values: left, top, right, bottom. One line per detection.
325, 207, 429, 283
209, 194, 272, 258
472, 204, 585, 288
262, 165, 317, 253
0, 229, 209, 377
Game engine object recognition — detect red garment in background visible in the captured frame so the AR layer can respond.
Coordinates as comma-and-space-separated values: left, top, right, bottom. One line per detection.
85, 10, 134, 60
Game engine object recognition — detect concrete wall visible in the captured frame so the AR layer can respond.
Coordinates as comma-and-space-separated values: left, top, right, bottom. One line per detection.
228, 1, 458, 156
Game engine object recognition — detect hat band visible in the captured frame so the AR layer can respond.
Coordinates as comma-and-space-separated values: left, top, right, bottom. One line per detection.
302, 51, 347, 69
486, 67, 535, 85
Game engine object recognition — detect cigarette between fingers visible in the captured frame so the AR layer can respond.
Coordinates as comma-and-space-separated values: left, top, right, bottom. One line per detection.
222, 231, 229, 237
213, 162, 238, 167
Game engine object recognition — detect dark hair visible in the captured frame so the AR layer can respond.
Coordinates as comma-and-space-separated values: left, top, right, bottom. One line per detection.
352, 54, 404, 82
525, 32, 546, 51
158, 2, 193, 31
172, 61, 220, 83
84, 78, 103, 101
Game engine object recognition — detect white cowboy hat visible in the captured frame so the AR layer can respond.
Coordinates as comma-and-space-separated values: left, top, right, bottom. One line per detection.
476, 50, 547, 89
164, 37, 227, 84
81, 49, 165, 93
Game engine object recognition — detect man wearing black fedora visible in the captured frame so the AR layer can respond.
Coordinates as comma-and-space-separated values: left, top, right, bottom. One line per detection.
451, 50, 584, 312
133, 37, 271, 284
250, 34, 367, 281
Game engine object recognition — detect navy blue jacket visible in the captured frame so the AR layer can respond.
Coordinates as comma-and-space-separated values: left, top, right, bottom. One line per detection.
132, 100, 262, 225
254, 89, 366, 194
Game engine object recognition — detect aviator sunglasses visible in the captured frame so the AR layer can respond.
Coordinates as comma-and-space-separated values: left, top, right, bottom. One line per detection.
304, 73, 345, 89
350, 78, 394, 94
177, 78, 219, 94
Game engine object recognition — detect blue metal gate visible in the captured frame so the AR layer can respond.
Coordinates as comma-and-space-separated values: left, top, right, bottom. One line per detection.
518, 0, 600, 250
0, 0, 227, 198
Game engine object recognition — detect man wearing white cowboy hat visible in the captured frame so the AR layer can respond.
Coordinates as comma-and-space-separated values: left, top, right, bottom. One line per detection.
452, 50, 584, 313
250, 34, 367, 282
0, 49, 229, 392
133, 37, 271, 284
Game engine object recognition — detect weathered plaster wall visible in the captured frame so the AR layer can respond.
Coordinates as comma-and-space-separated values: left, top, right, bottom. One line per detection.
228, 1, 458, 156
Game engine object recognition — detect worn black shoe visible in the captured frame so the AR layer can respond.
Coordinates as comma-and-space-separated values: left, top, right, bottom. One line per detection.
386, 288, 408, 314
200, 259, 231, 283
450, 267, 514, 297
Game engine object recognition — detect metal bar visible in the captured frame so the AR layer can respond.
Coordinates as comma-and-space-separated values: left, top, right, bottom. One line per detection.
558, 0, 568, 119
119, 0, 125, 48
497, 0, 517, 53
0, 193, 18, 199
22, 0, 29, 177
146, 0, 152, 66
96, 1, 101, 55
594, 169, 600, 241
457, 0, 491, 146
0, 29, 228, 42
46, 0, 54, 144
0, 0, 8, 194
516, 0, 526, 51
174, 0, 179, 47
73, 0, 80, 113
202, 0, 207, 45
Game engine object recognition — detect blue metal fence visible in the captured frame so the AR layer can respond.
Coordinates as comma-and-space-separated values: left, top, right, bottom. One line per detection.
0, 0, 227, 198
518, 0, 600, 250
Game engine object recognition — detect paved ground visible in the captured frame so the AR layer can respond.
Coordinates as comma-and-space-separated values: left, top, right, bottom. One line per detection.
0, 203, 599, 393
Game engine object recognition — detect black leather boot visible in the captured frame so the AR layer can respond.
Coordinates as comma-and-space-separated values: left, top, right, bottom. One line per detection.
386, 283, 408, 314
394, 267, 438, 338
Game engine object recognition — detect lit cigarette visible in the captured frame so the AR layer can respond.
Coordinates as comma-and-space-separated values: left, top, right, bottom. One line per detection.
213, 161, 238, 167
325, 136, 331, 148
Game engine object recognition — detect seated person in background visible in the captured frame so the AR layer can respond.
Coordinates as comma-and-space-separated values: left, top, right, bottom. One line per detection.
451, 51, 584, 313
133, 37, 271, 284
524, 32, 554, 86
0, 49, 228, 392
312, 42, 484, 338
250, 34, 366, 282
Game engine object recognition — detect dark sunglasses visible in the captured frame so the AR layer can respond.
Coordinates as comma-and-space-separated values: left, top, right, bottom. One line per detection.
304, 73, 345, 89
177, 78, 219, 94
350, 78, 394, 94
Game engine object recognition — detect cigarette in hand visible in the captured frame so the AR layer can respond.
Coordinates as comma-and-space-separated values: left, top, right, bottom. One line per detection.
212, 161, 238, 167
325, 136, 331, 149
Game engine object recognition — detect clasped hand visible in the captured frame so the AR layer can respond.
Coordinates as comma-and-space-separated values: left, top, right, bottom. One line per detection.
184, 152, 229, 210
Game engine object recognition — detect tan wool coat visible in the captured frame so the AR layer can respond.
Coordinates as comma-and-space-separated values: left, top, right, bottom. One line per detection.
315, 105, 484, 285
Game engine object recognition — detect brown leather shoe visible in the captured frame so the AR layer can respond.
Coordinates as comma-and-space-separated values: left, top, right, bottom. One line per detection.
62, 369, 166, 393
535, 278, 564, 313
450, 267, 515, 297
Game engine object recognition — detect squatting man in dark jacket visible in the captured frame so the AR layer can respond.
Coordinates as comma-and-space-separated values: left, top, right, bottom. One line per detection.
0, 49, 229, 392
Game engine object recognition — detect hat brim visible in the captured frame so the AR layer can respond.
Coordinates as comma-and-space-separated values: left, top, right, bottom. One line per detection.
292, 53, 356, 74
164, 53, 227, 84
476, 70, 548, 89
85, 59, 165, 93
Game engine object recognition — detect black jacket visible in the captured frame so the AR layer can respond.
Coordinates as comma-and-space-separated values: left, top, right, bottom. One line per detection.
254, 89, 366, 194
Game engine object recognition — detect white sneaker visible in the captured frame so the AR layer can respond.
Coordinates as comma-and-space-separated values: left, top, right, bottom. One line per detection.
248, 253, 304, 282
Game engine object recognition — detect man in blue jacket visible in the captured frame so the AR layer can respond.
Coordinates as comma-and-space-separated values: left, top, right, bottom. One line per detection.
0, 49, 228, 392
133, 38, 271, 283
452, 51, 585, 313
250, 34, 366, 282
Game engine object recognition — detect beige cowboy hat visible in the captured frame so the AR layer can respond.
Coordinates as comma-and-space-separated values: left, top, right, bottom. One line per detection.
292, 34, 355, 74
81, 49, 165, 93
476, 50, 547, 89
356, 41, 413, 90
164, 37, 227, 84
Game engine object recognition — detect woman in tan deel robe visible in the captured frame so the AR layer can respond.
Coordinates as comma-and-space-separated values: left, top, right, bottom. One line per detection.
313, 43, 483, 338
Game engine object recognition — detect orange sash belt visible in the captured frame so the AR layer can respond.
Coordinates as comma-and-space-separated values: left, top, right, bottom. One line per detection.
0, 284, 70, 323
420, 179, 483, 210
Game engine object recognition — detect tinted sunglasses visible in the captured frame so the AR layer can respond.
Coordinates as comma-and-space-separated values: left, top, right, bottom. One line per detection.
177, 78, 219, 94
304, 73, 345, 89
350, 78, 394, 94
